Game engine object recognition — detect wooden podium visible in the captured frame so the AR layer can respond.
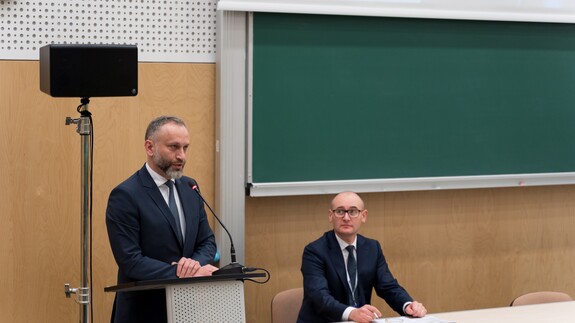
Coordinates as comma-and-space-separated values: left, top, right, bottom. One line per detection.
105, 273, 265, 323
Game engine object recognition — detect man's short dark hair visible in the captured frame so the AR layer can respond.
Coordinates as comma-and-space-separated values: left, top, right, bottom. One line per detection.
145, 115, 186, 141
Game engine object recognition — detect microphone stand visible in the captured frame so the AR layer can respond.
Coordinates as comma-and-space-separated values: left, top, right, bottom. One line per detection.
189, 181, 244, 275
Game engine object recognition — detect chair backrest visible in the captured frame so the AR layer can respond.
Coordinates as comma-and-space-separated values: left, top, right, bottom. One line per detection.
271, 287, 304, 323
510, 291, 572, 306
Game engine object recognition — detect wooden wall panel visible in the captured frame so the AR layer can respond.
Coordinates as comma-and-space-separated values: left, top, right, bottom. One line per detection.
2, 59, 575, 323
245, 186, 575, 322
0, 61, 215, 322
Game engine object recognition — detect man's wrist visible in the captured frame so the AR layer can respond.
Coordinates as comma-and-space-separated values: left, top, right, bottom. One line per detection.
342, 306, 355, 321
402, 301, 412, 314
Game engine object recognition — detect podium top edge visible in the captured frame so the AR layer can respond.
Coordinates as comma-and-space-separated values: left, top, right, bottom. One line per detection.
104, 273, 266, 293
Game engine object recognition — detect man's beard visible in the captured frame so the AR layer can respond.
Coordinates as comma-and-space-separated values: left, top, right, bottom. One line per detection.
153, 153, 185, 179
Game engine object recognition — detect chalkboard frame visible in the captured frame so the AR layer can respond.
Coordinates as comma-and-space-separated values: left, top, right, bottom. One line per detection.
247, 13, 575, 196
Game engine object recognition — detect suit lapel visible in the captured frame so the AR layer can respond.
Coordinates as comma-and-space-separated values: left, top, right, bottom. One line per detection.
355, 235, 366, 304
138, 166, 183, 248
175, 179, 194, 251
326, 231, 354, 304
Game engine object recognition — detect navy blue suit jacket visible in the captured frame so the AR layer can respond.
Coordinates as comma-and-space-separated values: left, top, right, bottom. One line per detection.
106, 165, 216, 323
297, 231, 412, 323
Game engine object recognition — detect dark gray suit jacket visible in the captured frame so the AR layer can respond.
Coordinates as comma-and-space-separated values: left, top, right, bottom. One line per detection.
106, 165, 216, 323
297, 231, 412, 323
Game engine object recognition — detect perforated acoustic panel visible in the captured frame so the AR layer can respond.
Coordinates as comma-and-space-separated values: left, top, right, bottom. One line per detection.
0, 0, 216, 62
166, 280, 246, 323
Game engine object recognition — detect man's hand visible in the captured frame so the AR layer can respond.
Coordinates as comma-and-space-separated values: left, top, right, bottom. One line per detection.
172, 257, 201, 278
171, 258, 219, 278
349, 304, 382, 323
193, 264, 219, 277
405, 301, 427, 317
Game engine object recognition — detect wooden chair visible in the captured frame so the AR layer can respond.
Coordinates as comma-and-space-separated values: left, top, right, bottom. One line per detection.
271, 288, 304, 323
510, 291, 572, 306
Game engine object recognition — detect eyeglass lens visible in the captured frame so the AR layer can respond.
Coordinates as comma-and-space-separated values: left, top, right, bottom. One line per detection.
333, 208, 361, 217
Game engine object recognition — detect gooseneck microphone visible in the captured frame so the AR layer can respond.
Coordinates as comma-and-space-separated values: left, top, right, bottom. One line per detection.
188, 179, 244, 275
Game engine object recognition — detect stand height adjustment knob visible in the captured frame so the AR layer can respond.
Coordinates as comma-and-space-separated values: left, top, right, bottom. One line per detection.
64, 283, 77, 298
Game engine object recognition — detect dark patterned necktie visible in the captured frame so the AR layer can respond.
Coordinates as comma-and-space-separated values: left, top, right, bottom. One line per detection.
165, 180, 183, 244
346, 245, 358, 305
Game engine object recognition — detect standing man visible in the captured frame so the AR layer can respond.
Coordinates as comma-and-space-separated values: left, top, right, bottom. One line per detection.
297, 191, 427, 323
106, 115, 218, 323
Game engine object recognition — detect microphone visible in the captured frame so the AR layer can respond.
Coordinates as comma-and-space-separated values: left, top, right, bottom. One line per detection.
188, 179, 244, 275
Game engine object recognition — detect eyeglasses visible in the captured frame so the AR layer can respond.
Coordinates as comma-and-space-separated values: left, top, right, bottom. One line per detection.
331, 208, 363, 218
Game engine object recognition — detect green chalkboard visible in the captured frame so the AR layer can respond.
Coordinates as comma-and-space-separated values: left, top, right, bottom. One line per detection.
251, 13, 575, 185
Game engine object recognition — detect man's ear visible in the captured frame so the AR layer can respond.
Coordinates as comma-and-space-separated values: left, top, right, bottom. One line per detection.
144, 140, 154, 157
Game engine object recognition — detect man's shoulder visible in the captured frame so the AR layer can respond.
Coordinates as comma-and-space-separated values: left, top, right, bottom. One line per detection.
116, 170, 140, 187
357, 234, 382, 250
305, 231, 335, 250
357, 233, 377, 242
110, 166, 149, 193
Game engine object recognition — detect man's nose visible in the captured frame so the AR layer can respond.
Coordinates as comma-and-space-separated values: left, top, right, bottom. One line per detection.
176, 148, 186, 159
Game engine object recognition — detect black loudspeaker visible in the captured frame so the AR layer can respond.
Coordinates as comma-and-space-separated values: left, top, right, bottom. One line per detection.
39, 44, 138, 98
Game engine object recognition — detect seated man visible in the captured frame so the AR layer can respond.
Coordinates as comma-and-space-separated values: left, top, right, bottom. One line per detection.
297, 191, 427, 323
